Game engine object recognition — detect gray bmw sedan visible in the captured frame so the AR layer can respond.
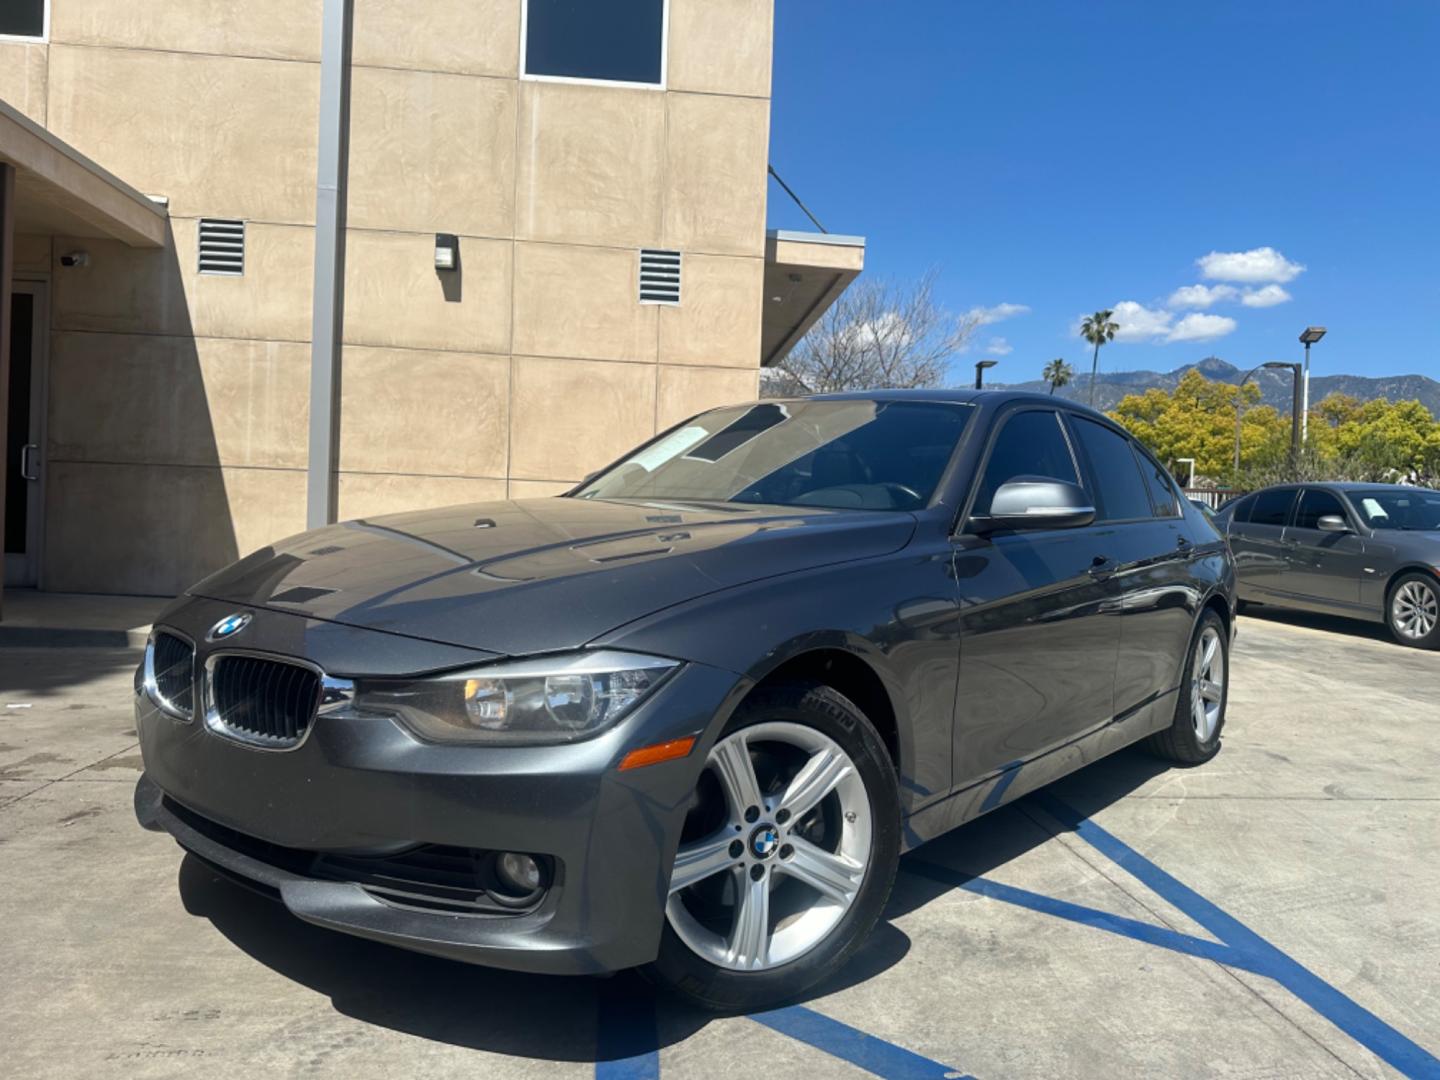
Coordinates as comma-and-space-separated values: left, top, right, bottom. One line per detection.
135, 391, 1236, 1010
1215, 482, 1440, 648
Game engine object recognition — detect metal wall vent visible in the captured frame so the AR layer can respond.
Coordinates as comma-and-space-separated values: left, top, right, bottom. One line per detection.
198, 218, 245, 276
639, 248, 681, 305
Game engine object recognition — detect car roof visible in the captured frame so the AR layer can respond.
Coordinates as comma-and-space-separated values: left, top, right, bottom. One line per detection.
1248, 481, 1431, 492
782, 388, 1114, 416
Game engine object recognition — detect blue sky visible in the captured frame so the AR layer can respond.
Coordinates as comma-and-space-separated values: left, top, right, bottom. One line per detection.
766, 1, 1440, 386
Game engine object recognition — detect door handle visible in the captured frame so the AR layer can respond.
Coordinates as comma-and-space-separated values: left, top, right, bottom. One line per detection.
1088, 554, 1114, 577
1176, 535, 1191, 551
19, 443, 40, 482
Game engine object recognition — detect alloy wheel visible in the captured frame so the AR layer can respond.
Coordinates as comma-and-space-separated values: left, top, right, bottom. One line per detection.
1392, 580, 1438, 640
666, 721, 871, 972
1191, 625, 1224, 742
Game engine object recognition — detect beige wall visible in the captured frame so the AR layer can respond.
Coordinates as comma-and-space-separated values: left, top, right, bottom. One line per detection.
16, 0, 772, 595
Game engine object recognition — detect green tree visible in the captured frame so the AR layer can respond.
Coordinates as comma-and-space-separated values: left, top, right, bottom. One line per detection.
1042, 358, 1074, 395
1109, 370, 1287, 483
1305, 393, 1440, 480
1080, 310, 1119, 407
1109, 375, 1440, 488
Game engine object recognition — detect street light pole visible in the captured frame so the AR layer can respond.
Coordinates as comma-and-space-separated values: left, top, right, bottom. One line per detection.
974, 359, 998, 390
1278, 362, 1303, 467
1298, 326, 1326, 443
1234, 362, 1301, 475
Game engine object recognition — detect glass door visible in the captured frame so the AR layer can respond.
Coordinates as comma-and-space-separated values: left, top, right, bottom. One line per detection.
4, 281, 46, 587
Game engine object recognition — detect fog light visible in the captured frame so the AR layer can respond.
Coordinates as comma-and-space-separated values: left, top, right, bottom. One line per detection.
496, 852, 541, 894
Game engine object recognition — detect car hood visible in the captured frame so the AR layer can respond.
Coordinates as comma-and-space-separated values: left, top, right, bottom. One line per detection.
189, 498, 916, 656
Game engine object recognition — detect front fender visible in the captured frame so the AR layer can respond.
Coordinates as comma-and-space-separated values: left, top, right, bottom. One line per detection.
592, 546, 962, 812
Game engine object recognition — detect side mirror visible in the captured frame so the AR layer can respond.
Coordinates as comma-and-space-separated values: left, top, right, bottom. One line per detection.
1317, 514, 1350, 533
972, 479, 1096, 532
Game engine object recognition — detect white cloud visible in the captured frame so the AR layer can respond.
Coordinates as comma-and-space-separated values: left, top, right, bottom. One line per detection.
1166, 313, 1237, 343
1107, 300, 1174, 343
964, 302, 1030, 326
1241, 284, 1292, 308
842, 311, 913, 352
986, 336, 1014, 356
1196, 246, 1305, 284
1167, 283, 1239, 309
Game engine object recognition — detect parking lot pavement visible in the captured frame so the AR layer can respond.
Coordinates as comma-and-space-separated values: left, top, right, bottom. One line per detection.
1, 613, 1436, 1079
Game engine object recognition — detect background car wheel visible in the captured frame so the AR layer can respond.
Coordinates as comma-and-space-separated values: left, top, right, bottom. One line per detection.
646, 681, 900, 1012
1387, 572, 1440, 649
1145, 609, 1228, 765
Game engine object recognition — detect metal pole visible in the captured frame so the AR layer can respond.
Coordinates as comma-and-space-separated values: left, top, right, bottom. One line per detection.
1233, 387, 1244, 475
974, 364, 983, 390
1232, 366, 1262, 476
1289, 364, 1302, 466
0, 164, 14, 620
307, 0, 353, 529
1301, 340, 1311, 443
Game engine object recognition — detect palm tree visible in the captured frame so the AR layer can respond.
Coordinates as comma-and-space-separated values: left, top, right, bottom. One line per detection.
1042, 358, 1074, 396
1080, 309, 1120, 407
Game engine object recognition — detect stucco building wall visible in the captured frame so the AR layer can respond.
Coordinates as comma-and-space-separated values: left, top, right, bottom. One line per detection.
4, 0, 773, 594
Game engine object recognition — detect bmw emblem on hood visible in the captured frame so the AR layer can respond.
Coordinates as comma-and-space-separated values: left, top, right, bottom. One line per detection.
207, 612, 253, 642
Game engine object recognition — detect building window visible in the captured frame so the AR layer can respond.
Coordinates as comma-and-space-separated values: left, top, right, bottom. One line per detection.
0, 0, 47, 40
522, 0, 667, 88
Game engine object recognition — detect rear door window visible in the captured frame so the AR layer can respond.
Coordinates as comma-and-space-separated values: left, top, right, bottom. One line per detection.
1249, 487, 1298, 527
1069, 416, 1154, 522
1293, 489, 1346, 530
1135, 449, 1180, 518
973, 409, 1079, 513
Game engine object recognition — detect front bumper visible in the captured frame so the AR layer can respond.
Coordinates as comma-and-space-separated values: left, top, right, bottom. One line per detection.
134, 597, 745, 975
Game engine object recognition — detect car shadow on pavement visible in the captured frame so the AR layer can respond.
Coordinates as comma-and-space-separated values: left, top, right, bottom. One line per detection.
177, 852, 914, 1061
889, 746, 1175, 918
1239, 604, 1391, 643
176, 745, 1174, 1063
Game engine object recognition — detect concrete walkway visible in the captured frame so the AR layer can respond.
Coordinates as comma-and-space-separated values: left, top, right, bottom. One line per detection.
0, 589, 169, 648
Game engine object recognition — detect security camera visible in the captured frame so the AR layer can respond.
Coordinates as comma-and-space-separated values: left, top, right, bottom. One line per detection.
60, 252, 90, 268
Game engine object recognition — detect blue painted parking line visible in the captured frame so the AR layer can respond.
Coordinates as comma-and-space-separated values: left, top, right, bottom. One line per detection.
595, 984, 660, 1080
1027, 791, 1440, 1080
594, 790, 1439, 1080
750, 1005, 970, 1079
905, 860, 1254, 973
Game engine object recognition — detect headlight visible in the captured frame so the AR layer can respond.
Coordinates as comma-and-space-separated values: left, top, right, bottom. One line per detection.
351, 650, 679, 745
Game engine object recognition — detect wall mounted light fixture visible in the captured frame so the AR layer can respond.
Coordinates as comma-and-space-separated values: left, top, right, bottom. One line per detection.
434, 233, 459, 272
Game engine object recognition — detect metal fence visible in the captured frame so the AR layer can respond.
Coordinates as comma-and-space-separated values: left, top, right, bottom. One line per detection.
1182, 487, 1246, 509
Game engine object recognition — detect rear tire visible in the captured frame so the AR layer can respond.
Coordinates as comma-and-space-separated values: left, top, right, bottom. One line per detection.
646, 681, 900, 1012
1145, 610, 1228, 765
1387, 572, 1440, 649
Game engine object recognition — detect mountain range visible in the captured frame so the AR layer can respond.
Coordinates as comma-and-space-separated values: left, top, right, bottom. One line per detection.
994, 357, 1440, 416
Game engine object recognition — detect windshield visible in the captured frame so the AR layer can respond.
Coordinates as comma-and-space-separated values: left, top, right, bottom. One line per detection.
1349, 488, 1440, 530
574, 400, 973, 511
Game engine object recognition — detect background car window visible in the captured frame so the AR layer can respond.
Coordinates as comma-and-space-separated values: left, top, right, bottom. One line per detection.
1135, 449, 1181, 518
1220, 493, 1256, 523
1249, 487, 1297, 527
1349, 488, 1440, 530
1069, 416, 1154, 521
973, 410, 1078, 512
1294, 489, 1347, 530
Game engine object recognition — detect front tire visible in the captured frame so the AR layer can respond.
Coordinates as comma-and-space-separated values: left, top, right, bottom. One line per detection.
1145, 610, 1228, 765
646, 682, 900, 1012
1387, 572, 1440, 649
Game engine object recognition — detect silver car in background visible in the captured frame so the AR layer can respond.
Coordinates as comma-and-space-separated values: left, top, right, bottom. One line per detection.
1214, 482, 1440, 648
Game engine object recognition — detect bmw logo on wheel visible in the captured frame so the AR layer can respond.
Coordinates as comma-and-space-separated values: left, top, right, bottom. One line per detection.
749, 824, 781, 859
207, 612, 253, 642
